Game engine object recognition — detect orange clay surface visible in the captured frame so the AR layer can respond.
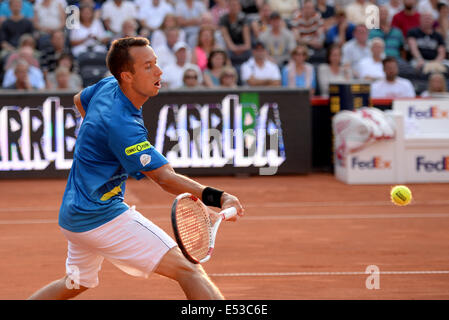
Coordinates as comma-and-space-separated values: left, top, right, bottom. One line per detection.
0, 174, 448, 299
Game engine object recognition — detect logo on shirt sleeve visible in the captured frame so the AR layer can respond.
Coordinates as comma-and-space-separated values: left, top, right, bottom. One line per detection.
125, 141, 151, 156
140, 154, 152, 167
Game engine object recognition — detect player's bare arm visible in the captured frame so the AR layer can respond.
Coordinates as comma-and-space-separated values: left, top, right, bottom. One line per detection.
143, 164, 244, 217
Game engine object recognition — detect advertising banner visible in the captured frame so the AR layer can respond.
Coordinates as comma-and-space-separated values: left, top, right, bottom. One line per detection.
0, 89, 311, 178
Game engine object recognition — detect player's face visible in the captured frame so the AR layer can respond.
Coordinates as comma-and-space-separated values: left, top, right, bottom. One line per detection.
129, 45, 162, 97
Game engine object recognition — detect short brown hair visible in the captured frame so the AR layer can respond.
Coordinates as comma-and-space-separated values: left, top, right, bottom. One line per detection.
106, 37, 150, 82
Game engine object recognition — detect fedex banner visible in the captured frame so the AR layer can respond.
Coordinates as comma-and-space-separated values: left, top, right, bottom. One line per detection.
393, 99, 449, 137
0, 89, 311, 178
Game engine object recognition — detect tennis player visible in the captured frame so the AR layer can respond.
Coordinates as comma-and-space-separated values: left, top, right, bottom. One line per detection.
28, 37, 244, 300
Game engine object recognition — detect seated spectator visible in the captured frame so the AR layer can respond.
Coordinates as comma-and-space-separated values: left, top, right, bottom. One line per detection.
219, 65, 238, 88
407, 12, 447, 73
219, 0, 252, 68
342, 24, 371, 76
161, 41, 202, 88
114, 18, 139, 39
259, 11, 296, 69
138, 0, 174, 37
356, 37, 386, 81
190, 11, 226, 49
203, 48, 230, 87
421, 72, 448, 97
191, 25, 218, 72
210, 0, 229, 26
292, 0, 325, 51
70, 3, 110, 57
250, 1, 272, 39
182, 67, 203, 88
325, 8, 355, 47
241, 41, 281, 87
318, 44, 353, 96
40, 30, 71, 73
151, 13, 186, 49
175, 0, 207, 48
5, 34, 40, 70
268, 0, 299, 20
345, 0, 370, 25
0, 0, 33, 52
392, 0, 421, 38
153, 27, 185, 69
435, 2, 449, 55
50, 66, 82, 90
101, 0, 137, 36
417, 0, 439, 20
2, 59, 45, 89
369, 5, 404, 60
33, 0, 65, 35
316, 0, 336, 31
370, 56, 416, 98
0, 0, 33, 25
46, 53, 82, 90
385, 0, 403, 21
281, 44, 316, 95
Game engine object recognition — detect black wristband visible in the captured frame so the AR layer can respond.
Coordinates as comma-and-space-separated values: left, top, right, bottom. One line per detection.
202, 187, 224, 208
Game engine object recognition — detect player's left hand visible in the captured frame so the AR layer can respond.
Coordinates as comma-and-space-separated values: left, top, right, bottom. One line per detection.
221, 192, 244, 221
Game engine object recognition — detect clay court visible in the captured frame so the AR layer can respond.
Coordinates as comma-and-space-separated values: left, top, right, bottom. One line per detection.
1, 173, 448, 300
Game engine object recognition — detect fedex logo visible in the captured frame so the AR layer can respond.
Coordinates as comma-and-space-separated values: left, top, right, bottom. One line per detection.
351, 156, 391, 169
408, 106, 449, 119
416, 156, 449, 172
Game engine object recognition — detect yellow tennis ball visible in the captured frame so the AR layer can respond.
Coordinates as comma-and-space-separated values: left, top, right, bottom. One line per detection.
390, 185, 412, 206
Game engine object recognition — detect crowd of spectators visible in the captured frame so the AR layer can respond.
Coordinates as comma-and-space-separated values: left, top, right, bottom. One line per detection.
0, 0, 448, 98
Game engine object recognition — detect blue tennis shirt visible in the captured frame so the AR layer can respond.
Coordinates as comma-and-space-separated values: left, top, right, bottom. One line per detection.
58, 76, 168, 232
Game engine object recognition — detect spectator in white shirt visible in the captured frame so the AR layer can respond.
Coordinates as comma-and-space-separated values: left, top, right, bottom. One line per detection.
240, 41, 281, 87
342, 24, 371, 77
161, 41, 202, 88
70, 3, 109, 57
356, 37, 386, 81
153, 27, 186, 69
101, 0, 137, 35
370, 57, 416, 98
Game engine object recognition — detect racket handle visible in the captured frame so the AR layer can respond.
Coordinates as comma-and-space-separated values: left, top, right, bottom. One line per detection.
221, 207, 237, 220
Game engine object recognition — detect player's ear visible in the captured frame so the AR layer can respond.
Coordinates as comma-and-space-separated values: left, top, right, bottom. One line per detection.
120, 71, 133, 84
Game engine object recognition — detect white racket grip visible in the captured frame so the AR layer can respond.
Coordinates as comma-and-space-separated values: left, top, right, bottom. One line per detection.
221, 207, 237, 220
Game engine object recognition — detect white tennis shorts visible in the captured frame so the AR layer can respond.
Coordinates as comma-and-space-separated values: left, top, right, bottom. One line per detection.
60, 206, 177, 288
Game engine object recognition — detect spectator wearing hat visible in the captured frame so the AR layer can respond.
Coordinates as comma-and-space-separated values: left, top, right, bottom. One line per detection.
153, 27, 185, 70
240, 41, 281, 87
161, 41, 202, 88
370, 57, 416, 98
259, 11, 296, 68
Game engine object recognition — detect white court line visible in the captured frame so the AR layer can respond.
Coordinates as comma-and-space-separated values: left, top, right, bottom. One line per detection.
1, 213, 449, 225
210, 271, 449, 277
2, 199, 449, 213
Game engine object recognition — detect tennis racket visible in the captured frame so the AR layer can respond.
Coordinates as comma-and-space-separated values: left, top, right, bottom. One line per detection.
171, 192, 237, 264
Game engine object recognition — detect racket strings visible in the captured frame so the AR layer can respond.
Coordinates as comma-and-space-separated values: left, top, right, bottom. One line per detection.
176, 199, 212, 261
